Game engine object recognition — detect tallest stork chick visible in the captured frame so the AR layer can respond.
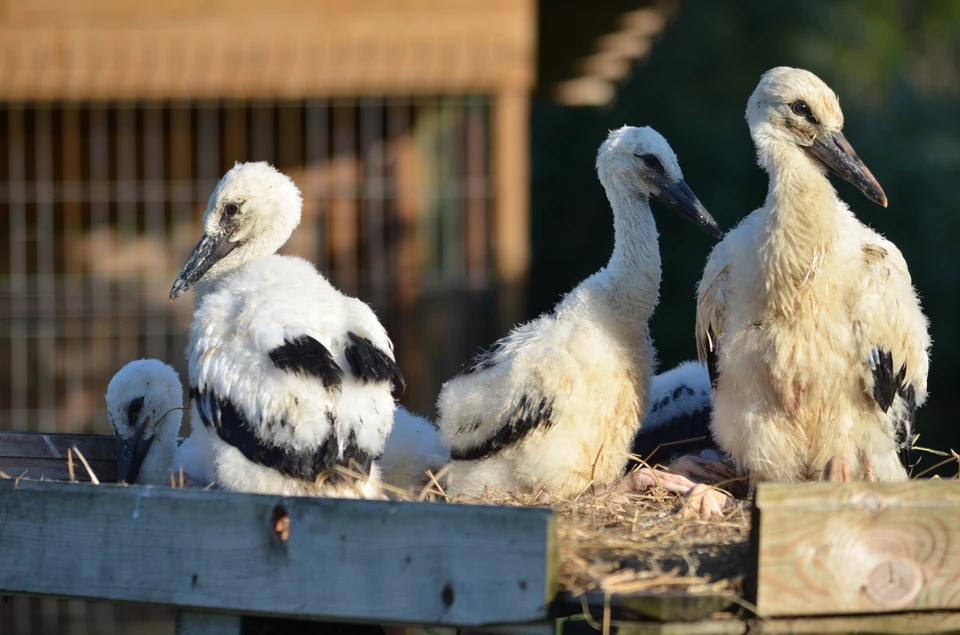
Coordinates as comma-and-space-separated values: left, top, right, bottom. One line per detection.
697, 67, 930, 485
439, 126, 722, 498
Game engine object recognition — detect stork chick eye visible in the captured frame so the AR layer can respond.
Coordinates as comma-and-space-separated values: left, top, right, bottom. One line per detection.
636, 153, 665, 174
790, 100, 818, 124
126, 396, 144, 424
224, 202, 241, 217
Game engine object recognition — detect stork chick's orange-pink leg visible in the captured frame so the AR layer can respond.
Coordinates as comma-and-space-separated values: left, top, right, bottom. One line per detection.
599, 467, 732, 518
666, 455, 737, 484
822, 455, 855, 482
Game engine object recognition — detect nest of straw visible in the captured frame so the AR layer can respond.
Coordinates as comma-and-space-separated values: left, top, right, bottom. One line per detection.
385, 463, 749, 601
441, 485, 750, 600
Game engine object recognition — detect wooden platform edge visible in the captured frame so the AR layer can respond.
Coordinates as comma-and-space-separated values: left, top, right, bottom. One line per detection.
0, 479, 557, 628
0, 432, 117, 482
750, 480, 960, 618
612, 610, 960, 635
552, 591, 734, 623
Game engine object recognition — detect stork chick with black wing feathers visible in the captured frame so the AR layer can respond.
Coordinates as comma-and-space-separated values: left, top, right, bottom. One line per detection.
696, 67, 930, 488
170, 162, 404, 499
630, 361, 715, 465
438, 126, 722, 499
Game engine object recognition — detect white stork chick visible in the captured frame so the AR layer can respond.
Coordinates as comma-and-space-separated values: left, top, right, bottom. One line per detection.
106, 359, 184, 486
107, 359, 214, 487
438, 126, 722, 499
378, 406, 449, 493
170, 162, 404, 499
696, 67, 930, 486
631, 361, 716, 466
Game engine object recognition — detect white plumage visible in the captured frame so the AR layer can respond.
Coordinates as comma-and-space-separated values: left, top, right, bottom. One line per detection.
437, 126, 721, 498
378, 407, 449, 491
106, 359, 185, 486
643, 361, 712, 434
696, 67, 930, 485
630, 360, 720, 465
170, 162, 404, 499
106, 359, 212, 487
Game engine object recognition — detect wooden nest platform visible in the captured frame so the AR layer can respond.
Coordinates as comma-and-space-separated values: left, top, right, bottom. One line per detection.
3, 431, 960, 635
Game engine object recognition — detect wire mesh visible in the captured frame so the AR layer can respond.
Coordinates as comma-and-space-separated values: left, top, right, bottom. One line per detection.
0, 96, 496, 438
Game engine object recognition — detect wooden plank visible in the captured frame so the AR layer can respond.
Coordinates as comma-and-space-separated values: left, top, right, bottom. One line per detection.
0, 432, 114, 460
553, 591, 731, 624
750, 481, 960, 618
175, 611, 241, 635
0, 479, 557, 627
0, 0, 536, 100
614, 611, 960, 635
0, 432, 116, 482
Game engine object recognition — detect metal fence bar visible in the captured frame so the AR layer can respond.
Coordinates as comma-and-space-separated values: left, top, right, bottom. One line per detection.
61, 105, 86, 432
6, 105, 28, 431
305, 98, 330, 273
143, 104, 168, 361
87, 104, 111, 428
250, 100, 274, 164
115, 104, 139, 377
331, 99, 359, 294
34, 105, 55, 432
360, 97, 382, 307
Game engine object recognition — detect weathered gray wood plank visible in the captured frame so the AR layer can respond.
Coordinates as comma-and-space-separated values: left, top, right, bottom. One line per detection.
553, 591, 732, 623
0, 432, 116, 482
0, 479, 557, 627
614, 610, 960, 634
175, 611, 241, 635
750, 481, 960, 617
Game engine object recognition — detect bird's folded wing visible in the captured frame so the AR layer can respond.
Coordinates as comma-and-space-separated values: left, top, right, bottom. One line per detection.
440, 324, 566, 462
695, 245, 731, 390
852, 239, 930, 465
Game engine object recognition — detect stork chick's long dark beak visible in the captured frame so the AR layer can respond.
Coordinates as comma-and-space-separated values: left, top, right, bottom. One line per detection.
117, 426, 153, 484
654, 178, 723, 239
804, 130, 888, 208
170, 231, 239, 300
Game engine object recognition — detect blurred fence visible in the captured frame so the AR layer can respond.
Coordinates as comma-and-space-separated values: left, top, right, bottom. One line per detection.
0, 97, 498, 435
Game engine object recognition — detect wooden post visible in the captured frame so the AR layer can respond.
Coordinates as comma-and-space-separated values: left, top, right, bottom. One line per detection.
750, 481, 960, 618
175, 611, 241, 635
492, 88, 531, 334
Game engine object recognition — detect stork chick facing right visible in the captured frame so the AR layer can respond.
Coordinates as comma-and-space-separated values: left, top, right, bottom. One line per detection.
437, 125, 722, 500
696, 67, 930, 487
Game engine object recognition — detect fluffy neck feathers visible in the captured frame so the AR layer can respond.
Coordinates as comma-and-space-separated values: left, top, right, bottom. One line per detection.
759, 145, 839, 314
597, 188, 662, 319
